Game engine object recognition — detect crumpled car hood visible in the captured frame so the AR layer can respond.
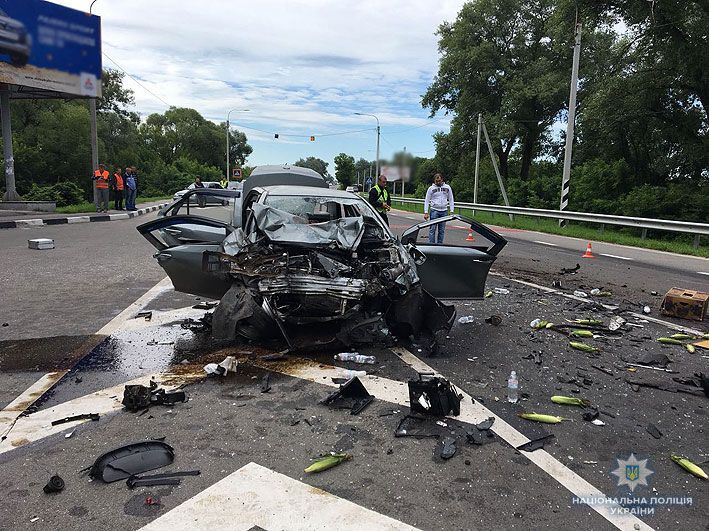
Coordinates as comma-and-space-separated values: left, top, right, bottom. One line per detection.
249, 202, 365, 251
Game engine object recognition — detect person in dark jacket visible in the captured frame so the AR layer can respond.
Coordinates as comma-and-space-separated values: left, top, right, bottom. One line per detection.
125, 167, 137, 211
368, 175, 391, 225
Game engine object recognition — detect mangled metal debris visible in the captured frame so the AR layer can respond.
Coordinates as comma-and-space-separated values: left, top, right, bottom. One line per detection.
51, 413, 100, 426
408, 373, 462, 417
126, 470, 201, 489
203, 355, 238, 376
122, 381, 187, 412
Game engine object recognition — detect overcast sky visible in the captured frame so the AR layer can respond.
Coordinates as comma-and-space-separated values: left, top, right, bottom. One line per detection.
53, 0, 466, 174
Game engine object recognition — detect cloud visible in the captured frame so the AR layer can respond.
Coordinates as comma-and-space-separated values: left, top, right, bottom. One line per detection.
55, 0, 464, 166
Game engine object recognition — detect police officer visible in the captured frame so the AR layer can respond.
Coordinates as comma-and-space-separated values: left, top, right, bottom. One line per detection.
368, 174, 391, 225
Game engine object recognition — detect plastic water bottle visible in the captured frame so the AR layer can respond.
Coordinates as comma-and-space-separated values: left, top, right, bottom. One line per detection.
334, 353, 377, 365
342, 369, 367, 379
507, 370, 519, 403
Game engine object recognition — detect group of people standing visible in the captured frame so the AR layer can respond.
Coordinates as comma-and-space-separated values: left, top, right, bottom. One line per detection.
92, 164, 139, 213
368, 172, 455, 244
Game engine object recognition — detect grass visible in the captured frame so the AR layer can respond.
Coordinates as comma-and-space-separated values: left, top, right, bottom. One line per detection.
391, 198, 708, 258
56, 195, 172, 214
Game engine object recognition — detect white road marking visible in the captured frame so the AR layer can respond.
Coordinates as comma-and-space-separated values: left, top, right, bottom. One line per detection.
96, 276, 173, 336
533, 240, 558, 247
0, 370, 198, 455
599, 253, 633, 261
391, 348, 653, 531
0, 315, 652, 530
0, 371, 67, 440
140, 462, 420, 531
490, 272, 704, 336
698, 272, 709, 276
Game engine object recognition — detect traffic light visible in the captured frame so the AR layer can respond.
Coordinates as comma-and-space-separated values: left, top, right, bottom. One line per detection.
274, 133, 279, 139
310, 136, 315, 142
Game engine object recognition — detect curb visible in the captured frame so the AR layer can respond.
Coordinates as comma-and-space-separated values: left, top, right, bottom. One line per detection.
0, 204, 169, 230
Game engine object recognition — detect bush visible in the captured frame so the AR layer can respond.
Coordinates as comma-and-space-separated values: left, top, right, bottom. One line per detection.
24, 181, 85, 206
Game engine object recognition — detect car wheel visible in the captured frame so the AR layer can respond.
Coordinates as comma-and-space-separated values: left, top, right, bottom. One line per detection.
10, 53, 28, 67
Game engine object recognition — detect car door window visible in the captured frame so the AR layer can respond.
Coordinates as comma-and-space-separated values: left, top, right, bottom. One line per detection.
165, 190, 237, 225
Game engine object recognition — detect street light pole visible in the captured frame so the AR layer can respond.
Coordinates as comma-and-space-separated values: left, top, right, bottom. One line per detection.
354, 112, 380, 178
226, 109, 249, 183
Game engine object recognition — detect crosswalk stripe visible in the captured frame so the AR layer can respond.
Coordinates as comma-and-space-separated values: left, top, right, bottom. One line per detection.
140, 462, 420, 531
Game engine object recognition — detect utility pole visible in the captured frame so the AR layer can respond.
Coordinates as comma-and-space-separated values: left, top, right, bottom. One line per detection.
474, 113, 482, 210
482, 121, 513, 220
559, 22, 582, 227
89, 0, 100, 206
1, 87, 19, 201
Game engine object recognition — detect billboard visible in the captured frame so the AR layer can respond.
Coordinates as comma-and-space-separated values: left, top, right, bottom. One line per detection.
0, 0, 101, 97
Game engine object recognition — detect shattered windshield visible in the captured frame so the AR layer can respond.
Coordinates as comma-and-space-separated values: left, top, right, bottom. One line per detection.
263, 194, 391, 241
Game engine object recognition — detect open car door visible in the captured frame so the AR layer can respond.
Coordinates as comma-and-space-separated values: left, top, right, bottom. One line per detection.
137, 215, 233, 300
400, 214, 506, 299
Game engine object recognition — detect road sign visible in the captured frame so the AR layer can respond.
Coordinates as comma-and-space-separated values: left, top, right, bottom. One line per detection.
232, 168, 242, 179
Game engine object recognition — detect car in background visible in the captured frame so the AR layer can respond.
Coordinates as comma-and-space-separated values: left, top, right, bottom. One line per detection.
0, 8, 31, 67
172, 182, 225, 204
139, 165, 506, 350
345, 184, 360, 193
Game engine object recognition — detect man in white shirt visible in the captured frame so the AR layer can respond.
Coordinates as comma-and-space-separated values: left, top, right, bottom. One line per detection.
423, 173, 455, 244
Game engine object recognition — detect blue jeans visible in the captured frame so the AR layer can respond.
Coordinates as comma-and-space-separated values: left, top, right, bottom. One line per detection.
428, 209, 447, 244
126, 188, 137, 210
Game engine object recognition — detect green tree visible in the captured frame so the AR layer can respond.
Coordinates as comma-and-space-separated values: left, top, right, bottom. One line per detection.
334, 153, 355, 189
423, 0, 581, 182
295, 156, 331, 182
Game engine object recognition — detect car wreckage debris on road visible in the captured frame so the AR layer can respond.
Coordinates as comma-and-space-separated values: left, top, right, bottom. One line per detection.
138, 166, 507, 350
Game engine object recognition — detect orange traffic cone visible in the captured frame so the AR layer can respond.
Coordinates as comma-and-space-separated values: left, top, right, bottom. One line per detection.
582, 242, 595, 258
466, 229, 475, 241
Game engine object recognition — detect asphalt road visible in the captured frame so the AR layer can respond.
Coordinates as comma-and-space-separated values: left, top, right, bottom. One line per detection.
0, 208, 707, 530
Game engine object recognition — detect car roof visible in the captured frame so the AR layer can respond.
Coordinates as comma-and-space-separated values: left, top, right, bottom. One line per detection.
262, 186, 362, 199
242, 165, 327, 200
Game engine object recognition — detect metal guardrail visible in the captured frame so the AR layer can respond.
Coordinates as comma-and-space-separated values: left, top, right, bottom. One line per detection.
391, 197, 707, 247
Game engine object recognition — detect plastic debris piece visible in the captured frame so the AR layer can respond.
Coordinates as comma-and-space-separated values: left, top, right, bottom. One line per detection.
127, 470, 200, 489
485, 315, 503, 326
204, 356, 238, 376
582, 408, 599, 422
136, 310, 152, 321
457, 316, 475, 324
609, 316, 626, 331
476, 417, 495, 431
89, 441, 175, 483
516, 434, 555, 452
573, 291, 588, 298
438, 437, 457, 459
51, 413, 99, 426
646, 424, 662, 439
43, 475, 65, 494
304, 453, 352, 473
484, 290, 493, 298
493, 287, 510, 295
643, 305, 651, 314
591, 419, 606, 426
321, 377, 374, 415
530, 319, 550, 329
261, 373, 272, 393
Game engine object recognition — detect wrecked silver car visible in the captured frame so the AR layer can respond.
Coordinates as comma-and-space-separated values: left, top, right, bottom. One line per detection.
138, 166, 506, 349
